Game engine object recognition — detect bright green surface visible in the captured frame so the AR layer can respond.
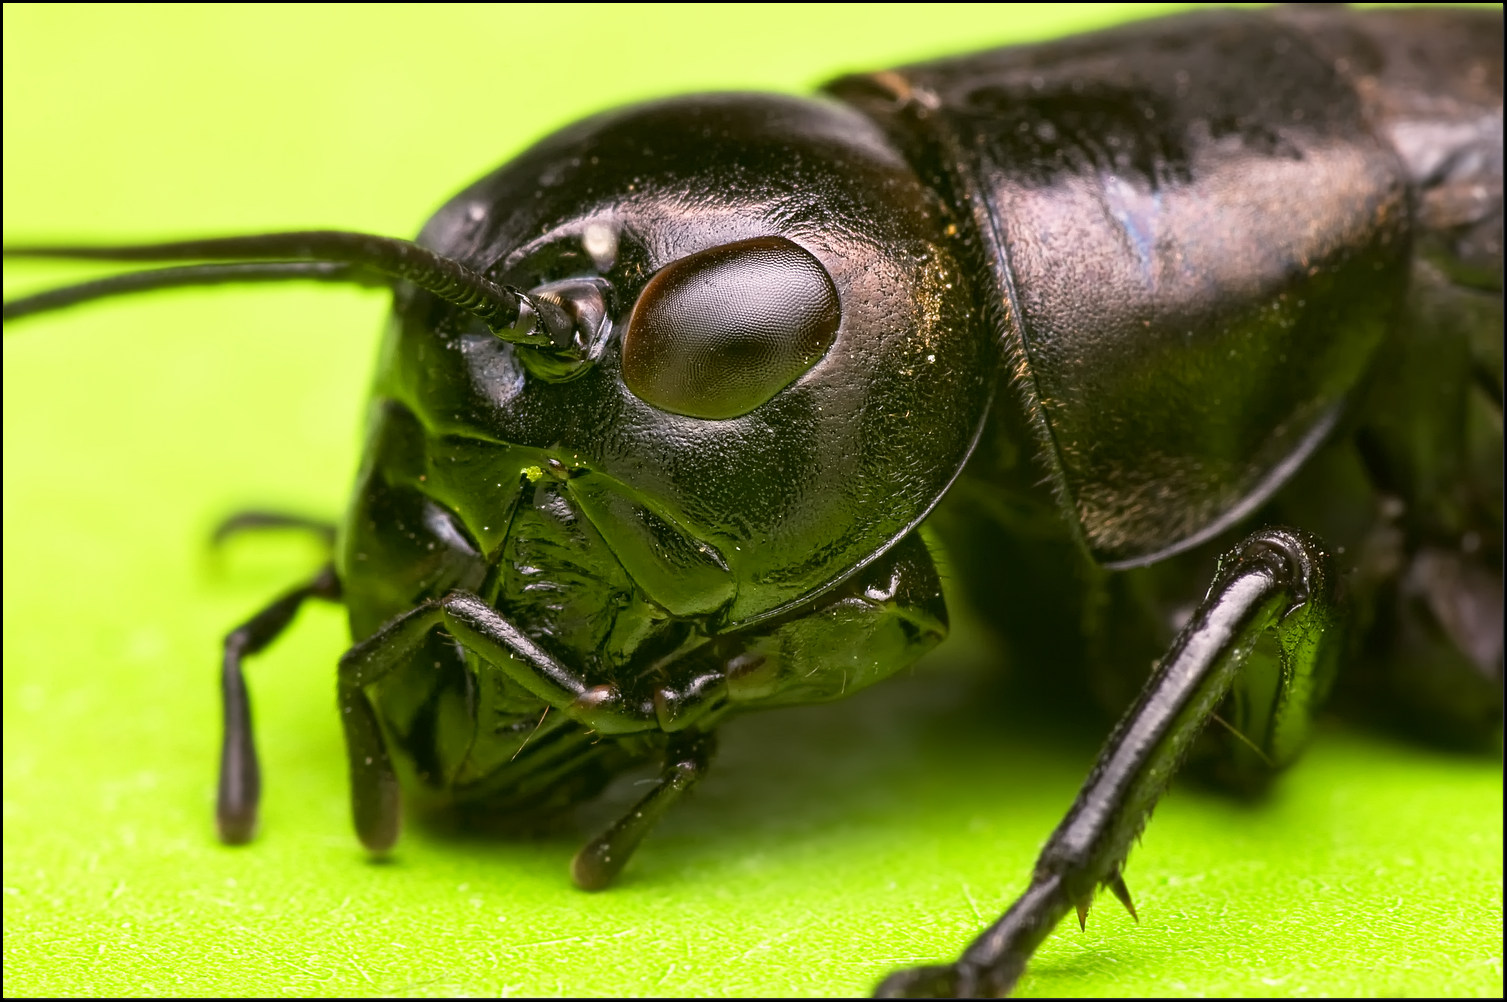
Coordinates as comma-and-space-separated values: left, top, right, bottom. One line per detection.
4, 4, 1501, 997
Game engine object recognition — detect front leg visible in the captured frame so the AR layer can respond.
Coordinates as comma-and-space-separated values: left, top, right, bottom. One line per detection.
878, 526, 1341, 998
335, 590, 665, 851
217, 562, 342, 844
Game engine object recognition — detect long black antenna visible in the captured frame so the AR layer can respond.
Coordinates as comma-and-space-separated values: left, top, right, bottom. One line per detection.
2, 231, 574, 349
2, 262, 373, 319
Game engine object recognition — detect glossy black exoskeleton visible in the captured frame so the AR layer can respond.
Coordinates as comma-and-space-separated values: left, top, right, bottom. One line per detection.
4, 6, 1501, 997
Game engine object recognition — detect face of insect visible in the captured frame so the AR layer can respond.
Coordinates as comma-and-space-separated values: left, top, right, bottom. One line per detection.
338, 94, 990, 748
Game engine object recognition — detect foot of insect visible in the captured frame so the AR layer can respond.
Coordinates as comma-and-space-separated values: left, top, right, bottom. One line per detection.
572, 730, 717, 890
875, 526, 1340, 998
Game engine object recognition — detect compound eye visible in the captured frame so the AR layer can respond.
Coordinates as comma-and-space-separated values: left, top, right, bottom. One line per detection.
622, 236, 840, 419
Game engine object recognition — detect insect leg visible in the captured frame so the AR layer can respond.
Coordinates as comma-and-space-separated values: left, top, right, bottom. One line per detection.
571, 730, 717, 890
336, 590, 661, 851
211, 510, 338, 550
218, 562, 342, 844
876, 527, 1340, 999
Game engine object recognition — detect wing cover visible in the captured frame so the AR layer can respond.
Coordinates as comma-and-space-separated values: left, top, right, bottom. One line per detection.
832, 9, 1413, 566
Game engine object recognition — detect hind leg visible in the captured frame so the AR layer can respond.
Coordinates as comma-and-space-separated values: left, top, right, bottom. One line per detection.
877, 526, 1342, 998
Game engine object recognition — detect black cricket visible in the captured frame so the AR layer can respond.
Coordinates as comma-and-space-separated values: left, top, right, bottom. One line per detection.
4, 6, 1501, 997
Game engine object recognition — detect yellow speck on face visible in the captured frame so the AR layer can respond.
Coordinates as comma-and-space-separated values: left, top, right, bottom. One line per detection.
523, 465, 545, 483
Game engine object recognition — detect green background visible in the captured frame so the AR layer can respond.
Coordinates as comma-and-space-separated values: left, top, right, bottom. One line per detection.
4, 3, 1501, 997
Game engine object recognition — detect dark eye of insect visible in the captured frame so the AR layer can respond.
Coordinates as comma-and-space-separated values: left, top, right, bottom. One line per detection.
621, 235, 840, 419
